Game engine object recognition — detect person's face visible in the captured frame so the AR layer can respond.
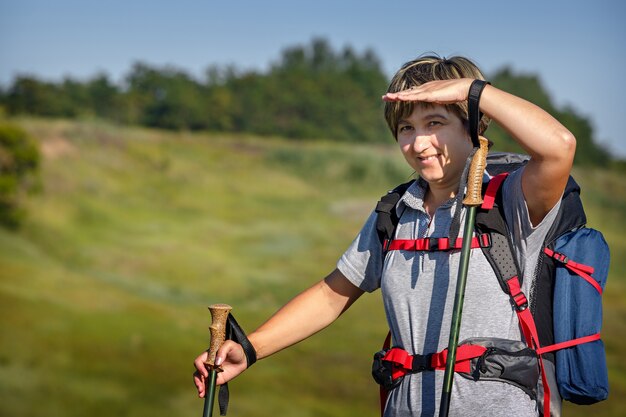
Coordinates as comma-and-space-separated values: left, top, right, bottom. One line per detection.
396, 104, 473, 189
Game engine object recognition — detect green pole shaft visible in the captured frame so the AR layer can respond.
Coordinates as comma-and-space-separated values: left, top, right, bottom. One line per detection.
203, 369, 218, 417
438, 205, 477, 417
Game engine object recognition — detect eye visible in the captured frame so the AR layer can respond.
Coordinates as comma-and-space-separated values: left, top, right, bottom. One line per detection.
398, 125, 413, 133
428, 120, 442, 127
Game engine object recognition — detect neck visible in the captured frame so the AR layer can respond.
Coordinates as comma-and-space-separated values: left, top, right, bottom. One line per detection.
423, 183, 459, 217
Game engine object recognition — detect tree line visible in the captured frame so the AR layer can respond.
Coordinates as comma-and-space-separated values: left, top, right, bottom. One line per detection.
0, 38, 611, 165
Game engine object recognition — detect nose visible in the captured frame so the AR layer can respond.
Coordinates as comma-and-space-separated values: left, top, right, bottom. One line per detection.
411, 134, 432, 154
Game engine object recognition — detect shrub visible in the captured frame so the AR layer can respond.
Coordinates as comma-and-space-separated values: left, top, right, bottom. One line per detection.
0, 123, 40, 228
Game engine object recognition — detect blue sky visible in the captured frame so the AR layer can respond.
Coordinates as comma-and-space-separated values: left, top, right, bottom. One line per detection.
1, 0, 625, 156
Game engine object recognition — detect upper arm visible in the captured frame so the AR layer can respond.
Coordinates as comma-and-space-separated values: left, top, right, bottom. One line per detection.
478, 84, 576, 226
322, 268, 365, 315
521, 135, 576, 226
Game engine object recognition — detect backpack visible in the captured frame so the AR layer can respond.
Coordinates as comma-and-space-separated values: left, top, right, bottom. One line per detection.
372, 152, 609, 415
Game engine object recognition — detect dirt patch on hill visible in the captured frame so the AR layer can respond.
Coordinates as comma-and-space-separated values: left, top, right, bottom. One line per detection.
40, 136, 77, 159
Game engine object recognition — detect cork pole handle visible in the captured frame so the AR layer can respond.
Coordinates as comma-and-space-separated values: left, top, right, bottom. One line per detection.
205, 303, 232, 369
462, 136, 489, 206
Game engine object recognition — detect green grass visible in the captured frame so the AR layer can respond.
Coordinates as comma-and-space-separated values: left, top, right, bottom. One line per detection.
0, 117, 624, 416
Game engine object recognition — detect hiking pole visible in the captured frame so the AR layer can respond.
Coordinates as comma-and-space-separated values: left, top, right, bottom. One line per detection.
203, 303, 232, 417
438, 136, 489, 417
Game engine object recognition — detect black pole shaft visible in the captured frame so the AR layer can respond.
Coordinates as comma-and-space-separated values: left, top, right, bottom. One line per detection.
438, 205, 477, 417
203, 369, 218, 417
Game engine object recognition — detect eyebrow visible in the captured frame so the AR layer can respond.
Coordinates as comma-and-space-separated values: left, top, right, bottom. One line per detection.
398, 112, 449, 125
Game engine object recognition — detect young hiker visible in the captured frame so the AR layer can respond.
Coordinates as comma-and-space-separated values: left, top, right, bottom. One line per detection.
193, 55, 576, 416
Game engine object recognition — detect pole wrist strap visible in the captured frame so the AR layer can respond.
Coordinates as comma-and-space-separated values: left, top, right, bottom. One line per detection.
467, 79, 490, 148
216, 313, 257, 415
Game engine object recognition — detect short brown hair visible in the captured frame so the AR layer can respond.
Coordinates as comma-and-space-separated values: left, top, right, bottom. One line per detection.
384, 55, 491, 138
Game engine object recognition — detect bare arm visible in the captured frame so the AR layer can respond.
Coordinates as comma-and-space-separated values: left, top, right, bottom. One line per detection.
193, 268, 364, 397
384, 79, 576, 225
248, 268, 364, 359
478, 84, 576, 225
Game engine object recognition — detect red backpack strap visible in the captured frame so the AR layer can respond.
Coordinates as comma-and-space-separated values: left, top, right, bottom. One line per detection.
385, 235, 490, 252
377, 337, 488, 416
537, 333, 601, 355
543, 248, 602, 294
379, 345, 488, 384
481, 172, 509, 210
507, 276, 551, 417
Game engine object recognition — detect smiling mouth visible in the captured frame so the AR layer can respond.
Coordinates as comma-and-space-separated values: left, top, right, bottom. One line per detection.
418, 155, 439, 162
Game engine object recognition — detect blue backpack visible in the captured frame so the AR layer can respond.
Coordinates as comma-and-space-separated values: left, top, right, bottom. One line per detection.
374, 152, 610, 415
550, 228, 609, 404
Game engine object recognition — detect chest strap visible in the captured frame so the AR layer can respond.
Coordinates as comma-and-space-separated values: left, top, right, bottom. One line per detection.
384, 234, 491, 252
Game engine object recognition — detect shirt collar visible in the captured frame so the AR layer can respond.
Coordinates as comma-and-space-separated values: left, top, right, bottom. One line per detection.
399, 173, 491, 212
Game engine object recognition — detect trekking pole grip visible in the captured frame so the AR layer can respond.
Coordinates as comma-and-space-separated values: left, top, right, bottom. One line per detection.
206, 303, 232, 368
462, 136, 489, 206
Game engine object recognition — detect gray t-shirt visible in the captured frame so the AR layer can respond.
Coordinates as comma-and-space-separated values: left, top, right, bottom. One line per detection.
337, 168, 560, 417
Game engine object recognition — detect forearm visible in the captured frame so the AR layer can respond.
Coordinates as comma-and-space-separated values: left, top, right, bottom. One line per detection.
479, 83, 576, 223
248, 268, 363, 360
479, 84, 576, 163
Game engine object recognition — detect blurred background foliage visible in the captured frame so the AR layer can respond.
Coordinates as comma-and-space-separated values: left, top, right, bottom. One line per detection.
0, 123, 40, 229
0, 38, 616, 166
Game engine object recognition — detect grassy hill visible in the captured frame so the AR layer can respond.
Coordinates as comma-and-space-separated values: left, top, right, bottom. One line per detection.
0, 118, 624, 417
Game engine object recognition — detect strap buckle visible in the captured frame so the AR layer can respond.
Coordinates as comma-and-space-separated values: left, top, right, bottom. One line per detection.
427, 238, 440, 251
478, 233, 492, 248
411, 353, 434, 372
513, 292, 529, 311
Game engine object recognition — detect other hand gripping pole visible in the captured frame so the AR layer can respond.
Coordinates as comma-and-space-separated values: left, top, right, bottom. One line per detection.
438, 79, 490, 417
203, 304, 232, 417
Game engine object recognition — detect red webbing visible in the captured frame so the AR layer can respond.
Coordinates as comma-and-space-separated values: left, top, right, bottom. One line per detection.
386, 237, 483, 251
383, 348, 415, 380
481, 172, 509, 210
544, 248, 602, 294
380, 344, 487, 378
507, 276, 551, 417
536, 333, 601, 355
429, 345, 488, 373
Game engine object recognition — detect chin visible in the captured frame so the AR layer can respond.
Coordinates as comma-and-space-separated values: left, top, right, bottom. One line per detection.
417, 169, 444, 183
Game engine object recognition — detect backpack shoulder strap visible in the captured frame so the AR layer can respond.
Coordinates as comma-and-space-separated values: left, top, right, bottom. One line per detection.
485, 152, 529, 176
477, 171, 559, 352
375, 180, 414, 251
475, 173, 524, 294
476, 173, 556, 417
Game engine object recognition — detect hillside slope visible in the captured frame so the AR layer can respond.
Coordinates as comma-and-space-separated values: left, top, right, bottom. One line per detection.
0, 118, 624, 417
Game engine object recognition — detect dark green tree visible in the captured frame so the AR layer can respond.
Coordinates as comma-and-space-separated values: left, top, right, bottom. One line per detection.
0, 123, 40, 229
123, 63, 208, 130
85, 73, 121, 121
0, 39, 616, 166
4, 77, 65, 117
488, 67, 610, 165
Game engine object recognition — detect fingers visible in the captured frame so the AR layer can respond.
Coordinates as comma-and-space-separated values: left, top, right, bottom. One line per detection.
382, 88, 419, 102
193, 342, 247, 397
194, 351, 210, 378
193, 351, 210, 398
382, 85, 423, 101
193, 370, 206, 398
216, 341, 248, 386
382, 79, 473, 104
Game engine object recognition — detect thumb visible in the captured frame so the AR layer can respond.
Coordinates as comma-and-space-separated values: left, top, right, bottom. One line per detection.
216, 340, 246, 366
